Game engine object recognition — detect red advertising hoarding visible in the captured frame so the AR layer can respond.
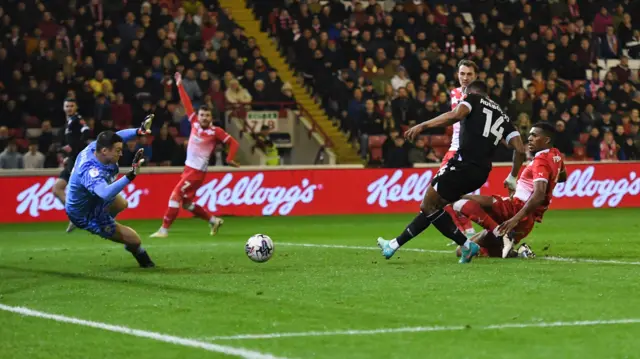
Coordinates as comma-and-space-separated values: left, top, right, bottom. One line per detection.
0, 163, 638, 223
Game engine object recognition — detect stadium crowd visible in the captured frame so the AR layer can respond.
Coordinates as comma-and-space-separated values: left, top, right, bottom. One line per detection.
1, 0, 639, 169
254, 0, 640, 166
0, 0, 294, 169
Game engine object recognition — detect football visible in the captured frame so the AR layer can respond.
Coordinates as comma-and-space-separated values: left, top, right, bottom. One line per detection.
245, 234, 274, 263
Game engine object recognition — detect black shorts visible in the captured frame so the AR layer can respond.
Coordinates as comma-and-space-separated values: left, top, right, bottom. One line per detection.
430, 159, 490, 202
58, 157, 74, 182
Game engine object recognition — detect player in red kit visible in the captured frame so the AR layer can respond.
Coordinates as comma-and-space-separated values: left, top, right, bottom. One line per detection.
452, 122, 567, 258
442, 60, 478, 240
150, 72, 239, 238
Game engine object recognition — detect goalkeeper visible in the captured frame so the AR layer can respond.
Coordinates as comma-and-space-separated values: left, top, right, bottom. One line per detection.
65, 115, 155, 268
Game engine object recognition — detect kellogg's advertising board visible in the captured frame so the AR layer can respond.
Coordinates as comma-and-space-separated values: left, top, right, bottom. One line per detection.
0, 163, 638, 223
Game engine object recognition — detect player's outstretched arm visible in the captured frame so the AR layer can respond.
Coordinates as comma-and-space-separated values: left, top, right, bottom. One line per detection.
93, 176, 132, 200
405, 105, 469, 141
115, 114, 154, 142
175, 72, 195, 116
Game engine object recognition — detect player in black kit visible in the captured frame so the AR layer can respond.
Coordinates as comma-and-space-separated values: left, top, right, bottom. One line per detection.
53, 98, 90, 232
377, 80, 526, 263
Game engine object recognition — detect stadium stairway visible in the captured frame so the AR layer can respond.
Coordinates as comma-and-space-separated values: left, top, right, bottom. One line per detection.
218, 0, 362, 164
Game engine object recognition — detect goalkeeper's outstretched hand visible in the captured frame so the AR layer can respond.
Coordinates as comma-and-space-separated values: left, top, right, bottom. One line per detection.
126, 149, 145, 181
137, 114, 154, 136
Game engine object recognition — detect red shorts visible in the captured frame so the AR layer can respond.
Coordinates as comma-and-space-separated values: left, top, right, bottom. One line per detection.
170, 167, 206, 203
439, 150, 457, 169
488, 196, 535, 243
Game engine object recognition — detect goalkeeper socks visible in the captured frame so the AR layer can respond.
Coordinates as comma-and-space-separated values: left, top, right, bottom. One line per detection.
394, 210, 441, 247
125, 245, 155, 268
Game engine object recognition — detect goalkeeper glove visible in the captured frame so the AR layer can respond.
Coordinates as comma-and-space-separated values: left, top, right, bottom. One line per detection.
126, 148, 145, 181
137, 114, 154, 135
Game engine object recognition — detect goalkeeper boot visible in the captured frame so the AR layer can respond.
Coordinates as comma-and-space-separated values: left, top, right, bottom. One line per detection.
66, 221, 76, 233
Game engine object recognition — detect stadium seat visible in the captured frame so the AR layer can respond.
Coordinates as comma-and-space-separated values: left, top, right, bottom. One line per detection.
429, 135, 451, 147
579, 133, 589, 145
25, 116, 40, 128
9, 128, 24, 138
629, 59, 640, 70
368, 135, 387, 163
15, 138, 29, 151
433, 146, 449, 159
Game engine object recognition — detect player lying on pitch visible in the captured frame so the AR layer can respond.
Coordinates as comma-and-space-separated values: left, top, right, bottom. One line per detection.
452, 122, 567, 259
65, 115, 155, 268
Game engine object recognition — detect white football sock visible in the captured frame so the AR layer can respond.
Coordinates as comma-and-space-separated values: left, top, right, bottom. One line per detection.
389, 239, 400, 250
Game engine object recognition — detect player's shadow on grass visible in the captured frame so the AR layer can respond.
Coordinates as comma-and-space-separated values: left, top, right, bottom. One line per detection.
0, 265, 268, 299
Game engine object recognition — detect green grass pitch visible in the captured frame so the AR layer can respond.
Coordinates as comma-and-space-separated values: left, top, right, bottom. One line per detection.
1, 208, 640, 359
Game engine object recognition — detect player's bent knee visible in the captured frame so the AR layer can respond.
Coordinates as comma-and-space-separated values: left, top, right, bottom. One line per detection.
114, 224, 141, 246
452, 199, 468, 213
182, 202, 195, 211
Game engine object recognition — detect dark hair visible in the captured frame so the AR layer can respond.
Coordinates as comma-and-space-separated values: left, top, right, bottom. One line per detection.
198, 105, 212, 113
532, 122, 556, 143
467, 80, 488, 95
63, 97, 76, 103
96, 131, 123, 151
458, 59, 478, 73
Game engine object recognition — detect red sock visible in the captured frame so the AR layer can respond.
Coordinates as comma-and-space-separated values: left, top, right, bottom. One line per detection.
190, 204, 214, 222
455, 199, 498, 233
162, 207, 180, 229
456, 213, 475, 233
444, 206, 465, 233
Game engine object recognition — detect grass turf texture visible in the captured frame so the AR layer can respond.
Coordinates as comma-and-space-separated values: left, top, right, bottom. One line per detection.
1, 208, 640, 359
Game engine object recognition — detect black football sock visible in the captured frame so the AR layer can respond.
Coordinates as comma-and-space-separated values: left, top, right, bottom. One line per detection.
394, 210, 444, 247
125, 244, 155, 268
431, 210, 469, 247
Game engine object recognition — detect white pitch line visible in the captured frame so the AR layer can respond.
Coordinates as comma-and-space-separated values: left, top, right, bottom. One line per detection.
278, 243, 640, 265
278, 242, 452, 254
3, 241, 639, 266
0, 304, 287, 359
542, 256, 640, 266
202, 318, 640, 341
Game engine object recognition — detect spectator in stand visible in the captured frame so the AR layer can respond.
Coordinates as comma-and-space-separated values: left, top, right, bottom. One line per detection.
408, 138, 439, 165
586, 127, 602, 160
0, 138, 24, 169
622, 136, 639, 160
0, 127, 9, 152
359, 99, 384, 160
600, 131, 619, 161
225, 79, 252, 108
23, 140, 45, 169
111, 93, 133, 130
555, 120, 574, 157
383, 135, 411, 168
181, 69, 203, 101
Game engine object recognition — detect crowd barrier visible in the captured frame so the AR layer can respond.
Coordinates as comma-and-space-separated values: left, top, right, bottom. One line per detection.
0, 162, 638, 223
